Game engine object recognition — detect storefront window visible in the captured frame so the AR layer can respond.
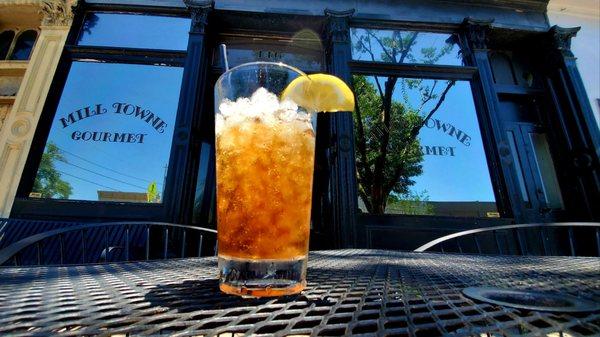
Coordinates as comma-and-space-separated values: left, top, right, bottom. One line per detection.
77, 13, 190, 50
31, 61, 183, 203
353, 75, 497, 217
351, 28, 461, 66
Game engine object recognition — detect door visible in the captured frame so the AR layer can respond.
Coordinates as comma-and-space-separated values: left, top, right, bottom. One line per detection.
499, 96, 566, 222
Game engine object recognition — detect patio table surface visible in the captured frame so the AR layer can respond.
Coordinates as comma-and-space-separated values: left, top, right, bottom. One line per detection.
0, 249, 599, 336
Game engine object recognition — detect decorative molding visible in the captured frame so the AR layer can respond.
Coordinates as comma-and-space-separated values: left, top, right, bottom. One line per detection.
539, 25, 580, 68
40, 0, 76, 27
0, 105, 11, 132
184, 0, 214, 34
465, 0, 548, 12
460, 17, 494, 51
548, 25, 580, 54
0, 0, 45, 6
324, 8, 355, 45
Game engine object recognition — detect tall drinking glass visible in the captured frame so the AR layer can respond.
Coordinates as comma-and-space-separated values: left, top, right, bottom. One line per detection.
214, 62, 315, 297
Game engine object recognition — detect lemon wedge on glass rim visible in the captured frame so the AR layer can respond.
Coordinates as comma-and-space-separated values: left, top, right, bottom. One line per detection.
280, 73, 355, 112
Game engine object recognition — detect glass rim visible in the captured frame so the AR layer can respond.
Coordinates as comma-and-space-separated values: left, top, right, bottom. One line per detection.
215, 61, 307, 86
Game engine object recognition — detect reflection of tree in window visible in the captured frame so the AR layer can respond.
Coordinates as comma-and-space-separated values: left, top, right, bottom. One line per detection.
10, 30, 37, 60
80, 13, 99, 38
352, 30, 456, 214
32, 143, 73, 199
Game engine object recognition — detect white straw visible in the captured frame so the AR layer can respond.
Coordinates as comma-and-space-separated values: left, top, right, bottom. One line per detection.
220, 44, 229, 71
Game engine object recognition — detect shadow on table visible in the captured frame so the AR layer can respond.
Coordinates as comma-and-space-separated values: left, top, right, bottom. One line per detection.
144, 278, 336, 313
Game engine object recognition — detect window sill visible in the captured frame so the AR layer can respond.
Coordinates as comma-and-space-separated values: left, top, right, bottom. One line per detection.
0, 60, 28, 76
0, 95, 16, 104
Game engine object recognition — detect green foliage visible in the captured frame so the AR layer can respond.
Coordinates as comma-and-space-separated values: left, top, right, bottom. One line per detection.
386, 191, 434, 215
352, 29, 455, 214
32, 142, 72, 199
353, 75, 424, 214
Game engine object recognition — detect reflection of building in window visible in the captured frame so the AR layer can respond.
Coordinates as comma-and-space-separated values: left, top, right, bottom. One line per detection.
97, 191, 148, 203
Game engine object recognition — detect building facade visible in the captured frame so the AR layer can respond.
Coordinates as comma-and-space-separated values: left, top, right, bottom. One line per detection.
547, 0, 599, 127
0, 0, 598, 250
0, 0, 75, 215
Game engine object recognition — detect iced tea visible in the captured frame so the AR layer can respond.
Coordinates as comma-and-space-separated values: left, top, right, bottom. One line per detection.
216, 88, 315, 261
214, 62, 316, 297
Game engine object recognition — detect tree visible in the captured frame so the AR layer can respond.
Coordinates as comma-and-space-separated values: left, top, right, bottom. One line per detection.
352, 29, 456, 214
33, 142, 72, 199
386, 191, 435, 215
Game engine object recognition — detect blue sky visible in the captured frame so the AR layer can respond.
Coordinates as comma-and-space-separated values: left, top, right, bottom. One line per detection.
38, 61, 183, 201
78, 13, 190, 51
351, 28, 462, 66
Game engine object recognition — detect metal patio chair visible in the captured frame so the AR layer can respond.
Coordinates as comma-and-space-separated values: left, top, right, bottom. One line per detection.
414, 222, 600, 257
0, 221, 217, 266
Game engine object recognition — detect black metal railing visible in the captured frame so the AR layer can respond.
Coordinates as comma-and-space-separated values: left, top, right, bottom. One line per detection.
415, 222, 600, 256
0, 220, 217, 266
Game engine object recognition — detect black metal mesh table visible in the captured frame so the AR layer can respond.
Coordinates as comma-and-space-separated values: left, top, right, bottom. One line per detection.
0, 249, 599, 336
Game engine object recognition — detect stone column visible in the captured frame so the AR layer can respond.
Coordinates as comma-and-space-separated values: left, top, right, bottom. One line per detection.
0, 0, 75, 216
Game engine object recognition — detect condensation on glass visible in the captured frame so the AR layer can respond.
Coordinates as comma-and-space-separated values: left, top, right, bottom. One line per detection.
529, 132, 564, 209
213, 35, 324, 72
350, 28, 462, 66
30, 61, 183, 203
77, 13, 190, 51
0, 30, 15, 60
352, 75, 497, 217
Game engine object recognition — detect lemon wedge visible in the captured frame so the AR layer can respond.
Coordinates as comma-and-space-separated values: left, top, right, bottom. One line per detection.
281, 73, 355, 112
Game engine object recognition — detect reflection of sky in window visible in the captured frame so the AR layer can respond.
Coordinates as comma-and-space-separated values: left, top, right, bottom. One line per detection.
40, 61, 183, 201
78, 13, 190, 51
351, 28, 461, 66
366, 77, 496, 202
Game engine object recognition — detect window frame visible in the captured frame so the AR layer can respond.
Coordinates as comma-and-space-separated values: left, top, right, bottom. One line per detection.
348, 22, 507, 219
13, 4, 191, 221
0, 30, 16, 60
0, 28, 40, 61
9, 29, 39, 61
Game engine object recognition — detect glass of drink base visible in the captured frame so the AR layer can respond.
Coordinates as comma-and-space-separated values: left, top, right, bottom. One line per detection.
214, 62, 315, 297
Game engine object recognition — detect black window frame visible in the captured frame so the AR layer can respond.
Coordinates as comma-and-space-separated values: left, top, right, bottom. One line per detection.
12, 4, 191, 221
348, 20, 509, 220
